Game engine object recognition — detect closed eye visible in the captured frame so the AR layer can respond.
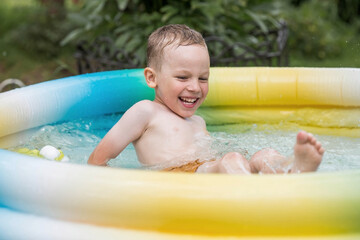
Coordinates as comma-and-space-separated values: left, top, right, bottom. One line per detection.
199, 78, 208, 81
176, 76, 188, 80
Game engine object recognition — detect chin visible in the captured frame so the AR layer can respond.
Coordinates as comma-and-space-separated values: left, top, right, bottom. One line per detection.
179, 110, 196, 118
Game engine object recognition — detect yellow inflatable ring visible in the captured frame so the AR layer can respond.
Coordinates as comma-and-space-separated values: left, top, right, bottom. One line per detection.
0, 67, 359, 239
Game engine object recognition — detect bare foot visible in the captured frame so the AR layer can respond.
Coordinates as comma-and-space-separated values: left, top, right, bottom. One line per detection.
291, 131, 325, 173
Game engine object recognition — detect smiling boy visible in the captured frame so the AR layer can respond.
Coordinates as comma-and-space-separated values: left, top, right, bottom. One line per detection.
88, 24, 324, 174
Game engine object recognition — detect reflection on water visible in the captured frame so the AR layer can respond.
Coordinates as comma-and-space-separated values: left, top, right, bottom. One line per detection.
9, 113, 360, 172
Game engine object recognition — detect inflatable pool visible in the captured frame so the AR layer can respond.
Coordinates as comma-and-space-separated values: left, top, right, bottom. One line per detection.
0, 67, 359, 239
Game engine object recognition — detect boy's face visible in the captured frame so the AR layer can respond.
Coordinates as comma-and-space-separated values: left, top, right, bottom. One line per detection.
152, 44, 210, 118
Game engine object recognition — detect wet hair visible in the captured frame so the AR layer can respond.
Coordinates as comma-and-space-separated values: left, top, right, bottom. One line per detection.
147, 24, 207, 70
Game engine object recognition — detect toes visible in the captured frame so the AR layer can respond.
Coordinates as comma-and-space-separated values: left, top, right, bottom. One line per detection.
306, 132, 322, 147
296, 131, 317, 145
315, 141, 325, 155
305, 135, 325, 155
307, 133, 316, 145
296, 131, 325, 155
296, 131, 308, 144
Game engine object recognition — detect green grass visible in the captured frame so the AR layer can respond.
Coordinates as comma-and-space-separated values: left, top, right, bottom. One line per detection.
0, 51, 76, 86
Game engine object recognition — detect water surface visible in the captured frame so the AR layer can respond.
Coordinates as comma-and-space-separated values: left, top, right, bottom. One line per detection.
10, 113, 360, 172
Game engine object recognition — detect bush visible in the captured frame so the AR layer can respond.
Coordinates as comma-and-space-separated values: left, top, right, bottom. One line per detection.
280, 0, 358, 59
2, 1, 77, 60
62, 0, 282, 66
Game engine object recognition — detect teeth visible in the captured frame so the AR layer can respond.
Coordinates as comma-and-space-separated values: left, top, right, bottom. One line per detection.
180, 97, 197, 103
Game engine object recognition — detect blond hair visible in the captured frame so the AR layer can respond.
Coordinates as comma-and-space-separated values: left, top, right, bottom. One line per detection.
147, 24, 207, 70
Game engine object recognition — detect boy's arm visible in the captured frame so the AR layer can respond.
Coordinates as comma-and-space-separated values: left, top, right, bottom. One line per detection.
88, 101, 153, 166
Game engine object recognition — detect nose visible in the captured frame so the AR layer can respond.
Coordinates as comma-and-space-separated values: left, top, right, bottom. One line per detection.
187, 78, 201, 92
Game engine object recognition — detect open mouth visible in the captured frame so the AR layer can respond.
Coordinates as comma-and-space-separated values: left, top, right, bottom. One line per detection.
179, 97, 199, 106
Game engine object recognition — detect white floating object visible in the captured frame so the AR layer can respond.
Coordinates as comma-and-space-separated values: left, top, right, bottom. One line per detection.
39, 145, 61, 161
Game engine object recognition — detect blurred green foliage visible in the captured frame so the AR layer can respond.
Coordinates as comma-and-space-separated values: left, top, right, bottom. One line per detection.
279, 0, 360, 60
0, 0, 80, 84
60, 0, 360, 64
0, 0, 77, 60
61, 0, 281, 66
1, 0, 360, 75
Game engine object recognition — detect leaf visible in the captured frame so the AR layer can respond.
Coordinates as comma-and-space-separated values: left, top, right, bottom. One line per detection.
60, 28, 85, 46
267, 16, 281, 29
86, 0, 107, 16
116, 0, 129, 11
114, 32, 131, 48
114, 25, 130, 35
245, 10, 268, 33
126, 37, 142, 53
160, 5, 178, 22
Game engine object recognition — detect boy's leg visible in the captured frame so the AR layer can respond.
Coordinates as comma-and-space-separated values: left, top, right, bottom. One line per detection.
249, 131, 324, 174
197, 131, 324, 175
197, 152, 251, 174
249, 148, 290, 174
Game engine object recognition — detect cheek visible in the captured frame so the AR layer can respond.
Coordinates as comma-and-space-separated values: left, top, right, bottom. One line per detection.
162, 82, 182, 101
201, 84, 209, 96
171, 82, 186, 94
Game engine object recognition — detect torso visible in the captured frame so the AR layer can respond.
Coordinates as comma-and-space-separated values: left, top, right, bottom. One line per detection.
133, 101, 209, 166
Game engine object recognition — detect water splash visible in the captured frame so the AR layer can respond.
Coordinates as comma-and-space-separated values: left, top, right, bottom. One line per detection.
9, 113, 360, 172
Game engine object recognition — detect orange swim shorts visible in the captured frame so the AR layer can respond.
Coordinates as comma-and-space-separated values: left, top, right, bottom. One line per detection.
162, 159, 214, 173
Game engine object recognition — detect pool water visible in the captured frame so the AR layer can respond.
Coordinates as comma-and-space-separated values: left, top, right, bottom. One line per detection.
9, 113, 360, 172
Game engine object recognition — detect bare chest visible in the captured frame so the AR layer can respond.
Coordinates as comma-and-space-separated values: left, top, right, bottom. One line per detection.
133, 114, 207, 165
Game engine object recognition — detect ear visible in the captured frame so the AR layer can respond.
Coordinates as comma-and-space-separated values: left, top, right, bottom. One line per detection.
144, 67, 157, 88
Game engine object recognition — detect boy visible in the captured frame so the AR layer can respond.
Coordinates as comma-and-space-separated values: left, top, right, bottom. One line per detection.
88, 24, 324, 174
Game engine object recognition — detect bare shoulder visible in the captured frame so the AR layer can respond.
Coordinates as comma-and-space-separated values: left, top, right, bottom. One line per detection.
117, 100, 158, 126
128, 100, 157, 115
132, 99, 156, 109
